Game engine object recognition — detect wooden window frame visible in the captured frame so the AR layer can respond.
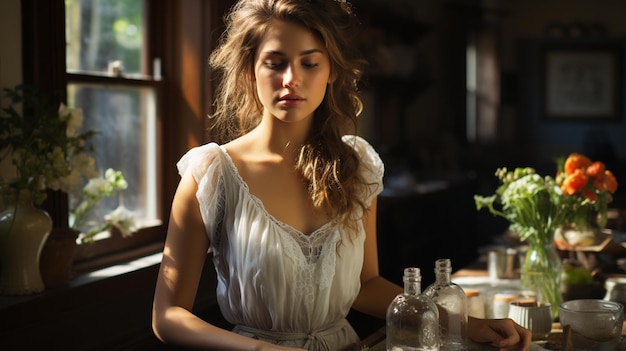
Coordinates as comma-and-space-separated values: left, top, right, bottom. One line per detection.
22, 0, 233, 271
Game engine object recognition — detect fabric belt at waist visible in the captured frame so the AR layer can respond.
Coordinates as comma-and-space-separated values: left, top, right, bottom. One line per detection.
232, 318, 350, 351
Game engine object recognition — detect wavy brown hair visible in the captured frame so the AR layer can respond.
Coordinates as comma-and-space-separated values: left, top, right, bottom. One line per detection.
209, 0, 371, 232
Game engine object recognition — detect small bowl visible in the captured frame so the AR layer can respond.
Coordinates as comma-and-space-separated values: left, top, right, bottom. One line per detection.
559, 299, 624, 350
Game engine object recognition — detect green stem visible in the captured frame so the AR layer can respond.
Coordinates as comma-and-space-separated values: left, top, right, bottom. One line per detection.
521, 235, 562, 318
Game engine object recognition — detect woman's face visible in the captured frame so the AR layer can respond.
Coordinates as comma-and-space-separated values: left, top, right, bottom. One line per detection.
254, 20, 332, 124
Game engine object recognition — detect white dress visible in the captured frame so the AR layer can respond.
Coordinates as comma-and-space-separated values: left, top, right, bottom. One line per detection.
177, 135, 384, 351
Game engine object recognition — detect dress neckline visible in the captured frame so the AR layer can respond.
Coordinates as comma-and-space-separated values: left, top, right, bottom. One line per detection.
217, 144, 333, 239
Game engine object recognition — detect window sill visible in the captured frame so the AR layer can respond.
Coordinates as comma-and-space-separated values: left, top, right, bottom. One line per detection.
0, 249, 217, 350
0, 245, 219, 350
0, 250, 163, 311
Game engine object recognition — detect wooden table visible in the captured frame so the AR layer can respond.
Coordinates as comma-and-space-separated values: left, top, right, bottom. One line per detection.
345, 258, 626, 351
346, 327, 555, 351
449, 259, 626, 351
349, 321, 626, 351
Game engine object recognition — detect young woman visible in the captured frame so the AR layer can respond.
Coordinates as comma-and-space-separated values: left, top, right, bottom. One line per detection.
152, 1, 532, 350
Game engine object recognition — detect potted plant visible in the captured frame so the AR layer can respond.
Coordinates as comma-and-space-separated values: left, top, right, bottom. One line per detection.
475, 154, 618, 317
0, 84, 96, 294
0, 85, 138, 292
554, 153, 619, 248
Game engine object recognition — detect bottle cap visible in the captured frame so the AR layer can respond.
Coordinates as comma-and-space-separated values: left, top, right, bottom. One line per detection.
513, 297, 537, 307
403, 267, 421, 281
465, 288, 480, 297
435, 258, 452, 272
494, 292, 519, 302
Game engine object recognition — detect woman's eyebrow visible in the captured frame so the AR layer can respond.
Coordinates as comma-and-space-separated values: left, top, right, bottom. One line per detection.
300, 48, 323, 56
263, 48, 324, 56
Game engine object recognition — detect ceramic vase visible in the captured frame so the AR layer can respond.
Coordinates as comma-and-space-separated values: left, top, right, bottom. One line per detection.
0, 193, 53, 295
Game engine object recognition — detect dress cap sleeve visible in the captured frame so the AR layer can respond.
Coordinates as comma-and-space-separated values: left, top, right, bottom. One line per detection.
176, 143, 223, 246
176, 143, 221, 182
342, 135, 384, 204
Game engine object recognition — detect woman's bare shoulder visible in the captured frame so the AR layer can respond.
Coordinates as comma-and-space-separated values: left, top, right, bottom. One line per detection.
221, 132, 268, 166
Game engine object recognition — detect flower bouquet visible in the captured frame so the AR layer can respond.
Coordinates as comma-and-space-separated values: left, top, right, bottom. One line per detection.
475, 154, 619, 317
0, 85, 99, 293
1, 85, 141, 292
0, 85, 97, 205
1, 85, 138, 243
475, 167, 568, 317
554, 153, 618, 248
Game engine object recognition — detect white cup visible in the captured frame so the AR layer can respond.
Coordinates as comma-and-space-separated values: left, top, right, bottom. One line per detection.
508, 301, 552, 340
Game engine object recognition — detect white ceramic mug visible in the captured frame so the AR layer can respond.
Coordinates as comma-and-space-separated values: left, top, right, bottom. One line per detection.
508, 301, 552, 340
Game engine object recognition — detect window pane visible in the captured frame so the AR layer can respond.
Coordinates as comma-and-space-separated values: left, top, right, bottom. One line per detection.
66, 0, 144, 75
67, 84, 158, 227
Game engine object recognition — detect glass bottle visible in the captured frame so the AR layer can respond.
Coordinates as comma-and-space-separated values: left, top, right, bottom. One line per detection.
387, 267, 440, 351
423, 259, 468, 351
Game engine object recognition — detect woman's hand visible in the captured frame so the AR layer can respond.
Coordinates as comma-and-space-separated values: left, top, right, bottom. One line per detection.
468, 317, 532, 351
260, 346, 306, 351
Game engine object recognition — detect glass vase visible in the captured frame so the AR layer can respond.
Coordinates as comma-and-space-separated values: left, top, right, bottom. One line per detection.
520, 236, 562, 319
555, 209, 605, 249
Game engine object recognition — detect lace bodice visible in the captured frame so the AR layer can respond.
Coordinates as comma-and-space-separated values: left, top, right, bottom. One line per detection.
176, 135, 384, 345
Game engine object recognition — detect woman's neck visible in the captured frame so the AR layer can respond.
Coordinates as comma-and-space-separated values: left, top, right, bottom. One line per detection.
252, 114, 312, 156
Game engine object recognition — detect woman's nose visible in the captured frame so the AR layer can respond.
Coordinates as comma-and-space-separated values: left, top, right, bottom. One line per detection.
283, 65, 300, 88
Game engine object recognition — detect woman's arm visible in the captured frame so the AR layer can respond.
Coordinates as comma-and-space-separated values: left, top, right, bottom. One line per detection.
152, 171, 304, 351
351, 197, 531, 351
352, 197, 403, 319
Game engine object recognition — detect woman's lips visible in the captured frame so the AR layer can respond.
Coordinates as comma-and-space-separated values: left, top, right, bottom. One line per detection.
279, 94, 304, 107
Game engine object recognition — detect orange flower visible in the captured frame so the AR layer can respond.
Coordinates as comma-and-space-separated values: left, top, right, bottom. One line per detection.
585, 161, 605, 180
564, 153, 592, 175
595, 170, 619, 194
561, 169, 588, 195
582, 189, 597, 202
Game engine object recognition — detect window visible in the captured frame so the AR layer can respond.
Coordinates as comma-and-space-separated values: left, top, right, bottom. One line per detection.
466, 30, 501, 144
63, 0, 163, 265
23, 0, 229, 271
66, 0, 160, 235
65, 0, 145, 75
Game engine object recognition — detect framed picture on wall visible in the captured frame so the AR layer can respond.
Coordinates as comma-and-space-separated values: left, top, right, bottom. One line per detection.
543, 46, 622, 121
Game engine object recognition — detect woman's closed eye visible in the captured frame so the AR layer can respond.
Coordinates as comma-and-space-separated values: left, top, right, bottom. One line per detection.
302, 62, 319, 68
264, 60, 286, 70
263, 60, 319, 70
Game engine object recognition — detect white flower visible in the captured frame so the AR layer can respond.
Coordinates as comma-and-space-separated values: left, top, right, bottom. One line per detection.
58, 103, 85, 137
104, 168, 128, 190
104, 205, 137, 238
475, 167, 569, 242
0, 86, 96, 205
70, 168, 137, 243
83, 178, 112, 198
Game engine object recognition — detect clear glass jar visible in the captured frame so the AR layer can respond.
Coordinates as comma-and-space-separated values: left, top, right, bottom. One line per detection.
387, 267, 440, 351
424, 259, 468, 350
